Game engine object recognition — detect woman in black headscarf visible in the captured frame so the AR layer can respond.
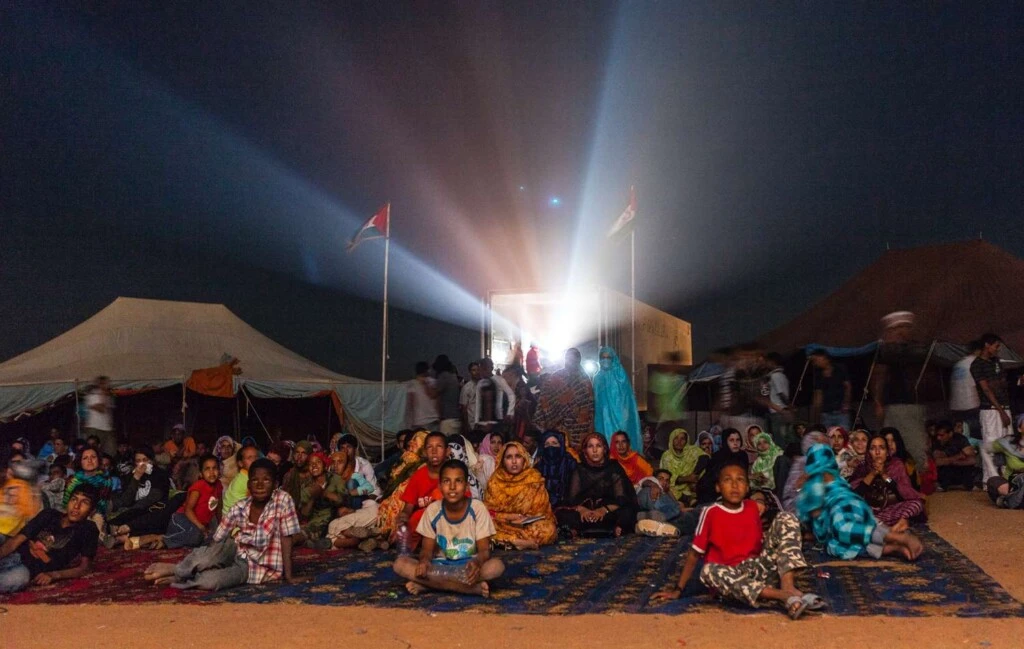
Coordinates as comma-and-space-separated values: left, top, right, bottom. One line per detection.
696, 428, 750, 505
534, 430, 577, 507
556, 432, 637, 537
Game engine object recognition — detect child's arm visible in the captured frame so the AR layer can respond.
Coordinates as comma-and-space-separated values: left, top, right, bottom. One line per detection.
32, 556, 92, 586
415, 537, 436, 578
282, 533, 297, 583
182, 489, 205, 533
651, 549, 699, 600
465, 537, 492, 585
0, 534, 26, 559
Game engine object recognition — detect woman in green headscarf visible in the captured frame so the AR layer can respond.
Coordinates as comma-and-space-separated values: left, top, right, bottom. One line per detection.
749, 431, 785, 491
659, 428, 709, 506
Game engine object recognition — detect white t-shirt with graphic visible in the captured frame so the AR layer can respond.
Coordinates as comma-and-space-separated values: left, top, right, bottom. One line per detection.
416, 498, 495, 562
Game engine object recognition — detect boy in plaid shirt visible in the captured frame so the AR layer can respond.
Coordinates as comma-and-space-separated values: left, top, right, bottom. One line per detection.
142, 459, 301, 589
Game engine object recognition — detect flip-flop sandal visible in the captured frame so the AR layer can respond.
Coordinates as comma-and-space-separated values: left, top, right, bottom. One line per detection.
802, 593, 827, 611
786, 595, 809, 620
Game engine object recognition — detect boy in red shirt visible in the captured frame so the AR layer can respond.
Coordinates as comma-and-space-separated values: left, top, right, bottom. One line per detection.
652, 459, 824, 619
391, 432, 470, 550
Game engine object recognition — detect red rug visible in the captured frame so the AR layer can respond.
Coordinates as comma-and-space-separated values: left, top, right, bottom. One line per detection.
0, 546, 339, 605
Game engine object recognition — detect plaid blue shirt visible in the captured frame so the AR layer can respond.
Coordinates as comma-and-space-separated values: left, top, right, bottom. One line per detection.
214, 488, 300, 584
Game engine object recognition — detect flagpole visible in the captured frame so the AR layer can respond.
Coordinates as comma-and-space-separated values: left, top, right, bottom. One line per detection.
380, 203, 391, 459
630, 227, 636, 388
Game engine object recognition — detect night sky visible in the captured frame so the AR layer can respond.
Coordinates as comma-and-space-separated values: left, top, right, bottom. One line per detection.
3, 2, 1022, 374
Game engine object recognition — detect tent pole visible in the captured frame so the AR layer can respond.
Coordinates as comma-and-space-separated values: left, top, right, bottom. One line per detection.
73, 379, 81, 440
790, 359, 811, 406
181, 375, 187, 430
380, 204, 391, 459
854, 347, 881, 428
914, 339, 937, 403
240, 387, 274, 445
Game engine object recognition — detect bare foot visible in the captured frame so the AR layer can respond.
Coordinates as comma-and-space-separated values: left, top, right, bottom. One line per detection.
891, 518, 909, 533
474, 581, 490, 598
405, 581, 427, 595
512, 539, 539, 550
152, 575, 175, 586
143, 562, 176, 581
903, 533, 924, 560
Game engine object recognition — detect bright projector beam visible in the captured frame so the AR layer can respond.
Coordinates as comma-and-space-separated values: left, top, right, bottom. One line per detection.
44, 28, 489, 331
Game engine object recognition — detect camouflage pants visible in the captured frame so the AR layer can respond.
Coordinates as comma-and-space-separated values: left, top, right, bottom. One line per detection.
699, 512, 808, 607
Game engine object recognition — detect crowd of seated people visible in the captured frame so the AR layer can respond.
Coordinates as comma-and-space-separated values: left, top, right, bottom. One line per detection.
1, 341, 1020, 621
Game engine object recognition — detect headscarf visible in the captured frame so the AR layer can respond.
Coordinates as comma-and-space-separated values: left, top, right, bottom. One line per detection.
295, 440, 314, 454
696, 431, 719, 454
214, 436, 237, 460
781, 430, 828, 512
448, 437, 482, 498
659, 428, 708, 501
828, 426, 849, 448
484, 441, 553, 519
382, 430, 428, 498
750, 432, 784, 490
309, 451, 330, 473
609, 432, 654, 485
796, 443, 878, 559
567, 432, 637, 510
330, 449, 355, 482
592, 347, 642, 451
536, 430, 576, 507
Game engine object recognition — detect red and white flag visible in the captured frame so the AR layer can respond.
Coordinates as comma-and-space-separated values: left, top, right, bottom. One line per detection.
606, 186, 636, 238
347, 203, 390, 252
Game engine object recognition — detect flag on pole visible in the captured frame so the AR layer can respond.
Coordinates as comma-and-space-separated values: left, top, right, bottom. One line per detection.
347, 203, 390, 251
606, 186, 636, 238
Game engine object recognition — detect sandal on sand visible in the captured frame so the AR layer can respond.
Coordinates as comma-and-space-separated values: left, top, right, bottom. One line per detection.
786, 595, 810, 620
802, 593, 827, 611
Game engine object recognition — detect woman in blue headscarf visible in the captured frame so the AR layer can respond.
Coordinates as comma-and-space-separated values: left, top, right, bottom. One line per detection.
593, 347, 642, 450
796, 443, 924, 561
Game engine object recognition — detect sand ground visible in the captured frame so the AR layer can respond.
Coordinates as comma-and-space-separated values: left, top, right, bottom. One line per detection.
2, 491, 1022, 649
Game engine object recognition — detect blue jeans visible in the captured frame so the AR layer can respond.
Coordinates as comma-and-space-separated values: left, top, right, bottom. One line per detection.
0, 535, 31, 593
821, 411, 851, 431
163, 512, 205, 549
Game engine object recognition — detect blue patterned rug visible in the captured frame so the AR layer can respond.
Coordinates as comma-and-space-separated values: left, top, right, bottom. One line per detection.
197, 527, 1024, 617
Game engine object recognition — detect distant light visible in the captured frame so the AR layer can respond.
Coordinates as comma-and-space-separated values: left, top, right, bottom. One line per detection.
519, 185, 525, 192
583, 360, 599, 375
549, 197, 561, 206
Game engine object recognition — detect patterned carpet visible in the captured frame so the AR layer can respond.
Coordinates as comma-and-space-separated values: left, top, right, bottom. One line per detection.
2, 527, 1022, 616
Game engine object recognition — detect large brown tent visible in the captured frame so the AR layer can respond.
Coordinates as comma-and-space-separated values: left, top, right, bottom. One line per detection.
758, 240, 1024, 356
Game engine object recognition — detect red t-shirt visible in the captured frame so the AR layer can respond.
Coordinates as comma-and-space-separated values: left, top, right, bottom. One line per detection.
177, 479, 224, 527
400, 465, 470, 510
691, 500, 763, 566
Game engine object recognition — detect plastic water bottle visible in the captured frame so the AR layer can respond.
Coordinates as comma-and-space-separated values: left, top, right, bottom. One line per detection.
428, 561, 468, 582
396, 524, 412, 556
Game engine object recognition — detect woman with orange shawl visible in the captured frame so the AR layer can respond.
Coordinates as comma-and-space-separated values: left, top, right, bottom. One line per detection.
610, 430, 654, 486
375, 430, 429, 536
484, 441, 558, 550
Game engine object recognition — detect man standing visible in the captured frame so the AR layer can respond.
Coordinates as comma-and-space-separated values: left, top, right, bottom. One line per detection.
405, 362, 439, 432
533, 348, 593, 447
971, 333, 1012, 482
84, 376, 116, 457
433, 355, 462, 436
460, 362, 481, 432
474, 358, 516, 431
871, 311, 931, 474
950, 341, 982, 439
525, 343, 542, 386
765, 353, 793, 446
809, 350, 851, 430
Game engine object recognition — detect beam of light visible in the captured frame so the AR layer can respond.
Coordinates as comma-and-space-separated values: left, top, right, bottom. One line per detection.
23, 21, 511, 334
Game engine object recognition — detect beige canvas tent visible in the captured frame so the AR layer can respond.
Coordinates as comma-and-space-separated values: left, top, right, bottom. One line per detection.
0, 297, 406, 449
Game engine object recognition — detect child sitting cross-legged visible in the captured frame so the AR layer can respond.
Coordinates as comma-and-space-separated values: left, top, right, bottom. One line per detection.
125, 454, 223, 550
651, 458, 825, 620
142, 458, 301, 590
393, 459, 505, 598
0, 484, 100, 593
